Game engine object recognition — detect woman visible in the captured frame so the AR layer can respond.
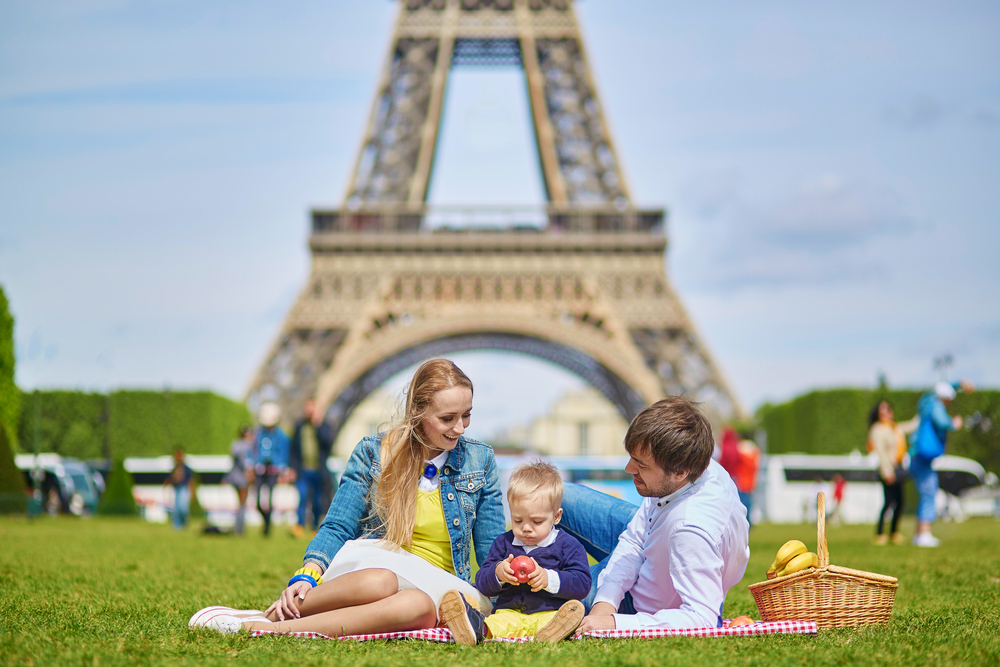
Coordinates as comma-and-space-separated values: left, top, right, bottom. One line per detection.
190, 359, 505, 636
867, 401, 916, 545
221, 424, 253, 535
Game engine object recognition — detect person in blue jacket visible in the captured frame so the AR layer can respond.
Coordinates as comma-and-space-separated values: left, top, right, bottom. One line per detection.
439, 460, 591, 645
250, 402, 290, 537
910, 380, 973, 547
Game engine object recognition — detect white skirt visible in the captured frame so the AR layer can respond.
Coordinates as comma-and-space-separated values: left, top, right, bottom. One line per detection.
321, 539, 493, 617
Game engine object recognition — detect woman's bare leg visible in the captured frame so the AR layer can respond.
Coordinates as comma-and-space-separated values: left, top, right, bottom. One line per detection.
265, 568, 400, 622
249, 589, 436, 637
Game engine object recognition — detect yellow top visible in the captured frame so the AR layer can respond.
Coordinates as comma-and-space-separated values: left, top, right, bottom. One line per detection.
404, 488, 454, 573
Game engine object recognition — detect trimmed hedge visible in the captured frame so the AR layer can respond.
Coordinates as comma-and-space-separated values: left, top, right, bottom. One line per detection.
758, 387, 1000, 474
16, 390, 250, 459
0, 285, 18, 449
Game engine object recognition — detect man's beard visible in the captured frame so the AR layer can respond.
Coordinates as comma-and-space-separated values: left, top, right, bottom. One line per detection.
635, 476, 687, 498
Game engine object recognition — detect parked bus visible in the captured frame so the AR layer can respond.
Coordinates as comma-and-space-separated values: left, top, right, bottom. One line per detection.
115, 451, 996, 527
759, 452, 997, 524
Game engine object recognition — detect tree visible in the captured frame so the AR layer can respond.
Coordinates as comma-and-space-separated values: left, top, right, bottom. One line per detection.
0, 285, 18, 450
97, 459, 138, 516
0, 423, 27, 514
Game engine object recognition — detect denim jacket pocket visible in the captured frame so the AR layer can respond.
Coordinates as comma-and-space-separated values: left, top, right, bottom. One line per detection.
454, 473, 485, 514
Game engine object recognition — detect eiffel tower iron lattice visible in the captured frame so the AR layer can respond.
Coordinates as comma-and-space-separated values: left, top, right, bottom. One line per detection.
247, 0, 741, 436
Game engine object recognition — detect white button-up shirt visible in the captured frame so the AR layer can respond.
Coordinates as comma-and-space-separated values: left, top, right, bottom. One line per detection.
594, 459, 750, 630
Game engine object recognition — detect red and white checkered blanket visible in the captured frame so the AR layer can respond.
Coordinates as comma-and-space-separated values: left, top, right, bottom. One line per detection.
249, 620, 816, 642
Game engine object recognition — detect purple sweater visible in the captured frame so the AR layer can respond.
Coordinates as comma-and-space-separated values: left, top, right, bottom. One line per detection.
475, 529, 592, 614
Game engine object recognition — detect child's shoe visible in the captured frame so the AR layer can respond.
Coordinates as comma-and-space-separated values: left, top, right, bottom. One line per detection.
890, 532, 905, 545
873, 534, 888, 546
439, 590, 486, 646
535, 600, 585, 643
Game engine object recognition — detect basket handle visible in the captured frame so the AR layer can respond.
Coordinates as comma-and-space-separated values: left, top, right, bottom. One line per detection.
817, 491, 829, 567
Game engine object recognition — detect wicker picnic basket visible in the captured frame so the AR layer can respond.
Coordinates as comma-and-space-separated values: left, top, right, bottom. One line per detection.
747, 492, 898, 629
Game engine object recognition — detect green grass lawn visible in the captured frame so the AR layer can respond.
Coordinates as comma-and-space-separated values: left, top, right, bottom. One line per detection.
1, 515, 998, 666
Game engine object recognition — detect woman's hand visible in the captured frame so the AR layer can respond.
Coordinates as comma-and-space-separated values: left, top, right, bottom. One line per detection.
266, 580, 312, 621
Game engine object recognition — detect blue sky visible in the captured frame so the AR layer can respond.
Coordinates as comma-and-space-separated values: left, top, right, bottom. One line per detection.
1, 1, 998, 438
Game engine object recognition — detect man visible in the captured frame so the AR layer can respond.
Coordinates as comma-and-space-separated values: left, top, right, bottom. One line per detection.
734, 434, 761, 527
288, 399, 335, 538
250, 402, 289, 537
164, 447, 195, 531
910, 380, 973, 547
559, 397, 750, 631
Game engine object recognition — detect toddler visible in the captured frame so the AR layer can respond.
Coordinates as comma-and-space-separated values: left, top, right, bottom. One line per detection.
439, 461, 591, 645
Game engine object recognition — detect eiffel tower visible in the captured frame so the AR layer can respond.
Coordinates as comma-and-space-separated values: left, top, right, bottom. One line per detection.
247, 0, 741, 436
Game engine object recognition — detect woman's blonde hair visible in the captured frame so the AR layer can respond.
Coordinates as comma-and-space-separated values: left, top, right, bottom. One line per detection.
372, 358, 473, 548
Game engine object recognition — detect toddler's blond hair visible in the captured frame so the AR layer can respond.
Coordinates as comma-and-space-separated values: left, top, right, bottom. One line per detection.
507, 460, 563, 511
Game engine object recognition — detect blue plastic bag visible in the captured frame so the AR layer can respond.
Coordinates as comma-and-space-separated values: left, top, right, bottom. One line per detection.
914, 417, 945, 460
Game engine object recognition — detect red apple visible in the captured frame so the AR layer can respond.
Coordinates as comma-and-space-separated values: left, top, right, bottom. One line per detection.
729, 616, 754, 627
510, 555, 535, 583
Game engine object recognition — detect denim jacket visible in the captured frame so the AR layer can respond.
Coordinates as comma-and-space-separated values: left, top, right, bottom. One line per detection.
302, 433, 505, 585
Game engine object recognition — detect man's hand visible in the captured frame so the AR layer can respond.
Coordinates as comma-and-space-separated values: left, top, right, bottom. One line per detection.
496, 555, 519, 585
953, 415, 963, 430
576, 603, 617, 635
526, 558, 547, 592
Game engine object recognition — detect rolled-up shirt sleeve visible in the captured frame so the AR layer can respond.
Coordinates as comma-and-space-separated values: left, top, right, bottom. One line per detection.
593, 503, 647, 611
612, 525, 723, 630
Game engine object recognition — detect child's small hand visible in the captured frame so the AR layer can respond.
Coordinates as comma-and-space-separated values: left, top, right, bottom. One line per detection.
496, 555, 519, 585
527, 558, 548, 592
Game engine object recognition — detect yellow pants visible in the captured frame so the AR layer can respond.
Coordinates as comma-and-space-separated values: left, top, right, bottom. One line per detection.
484, 608, 560, 638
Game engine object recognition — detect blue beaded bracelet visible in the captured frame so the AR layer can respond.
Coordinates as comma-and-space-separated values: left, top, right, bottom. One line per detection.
288, 573, 318, 588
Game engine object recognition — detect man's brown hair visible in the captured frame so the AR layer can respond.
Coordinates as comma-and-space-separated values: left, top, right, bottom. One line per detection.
624, 397, 714, 482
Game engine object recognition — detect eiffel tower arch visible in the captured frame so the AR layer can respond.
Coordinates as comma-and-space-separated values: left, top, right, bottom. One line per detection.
247, 0, 741, 437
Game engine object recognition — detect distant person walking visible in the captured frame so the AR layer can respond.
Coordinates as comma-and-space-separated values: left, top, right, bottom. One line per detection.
717, 427, 740, 480
909, 381, 974, 547
867, 401, 917, 545
251, 403, 290, 537
289, 399, 335, 538
718, 427, 759, 526
829, 473, 846, 525
734, 435, 760, 527
222, 424, 254, 535
165, 448, 194, 531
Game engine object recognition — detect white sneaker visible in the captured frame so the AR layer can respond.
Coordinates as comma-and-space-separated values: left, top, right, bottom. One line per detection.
912, 533, 940, 547
203, 614, 246, 634
189, 606, 265, 628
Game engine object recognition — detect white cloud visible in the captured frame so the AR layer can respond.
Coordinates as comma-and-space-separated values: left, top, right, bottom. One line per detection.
679, 174, 918, 290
